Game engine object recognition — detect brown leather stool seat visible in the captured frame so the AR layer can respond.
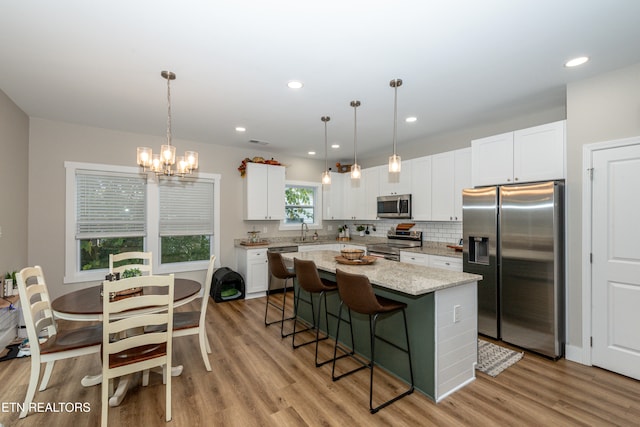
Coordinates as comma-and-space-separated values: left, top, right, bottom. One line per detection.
265, 251, 297, 337
332, 269, 414, 414
292, 258, 355, 367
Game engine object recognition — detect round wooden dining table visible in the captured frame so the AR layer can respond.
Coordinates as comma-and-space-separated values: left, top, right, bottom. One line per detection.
51, 278, 202, 407
52, 278, 201, 321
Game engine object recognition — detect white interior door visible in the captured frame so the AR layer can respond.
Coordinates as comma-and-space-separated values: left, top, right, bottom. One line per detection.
591, 143, 640, 379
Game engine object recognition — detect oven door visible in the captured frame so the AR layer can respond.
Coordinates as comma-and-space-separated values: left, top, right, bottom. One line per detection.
366, 247, 400, 262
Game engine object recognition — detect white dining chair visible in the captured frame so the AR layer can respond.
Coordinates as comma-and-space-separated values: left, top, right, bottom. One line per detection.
15, 266, 102, 419
101, 274, 174, 426
172, 255, 216, 371
109, 251, 153, 277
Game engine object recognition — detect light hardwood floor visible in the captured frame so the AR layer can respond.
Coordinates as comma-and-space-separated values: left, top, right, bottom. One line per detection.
1, 294, 639, 426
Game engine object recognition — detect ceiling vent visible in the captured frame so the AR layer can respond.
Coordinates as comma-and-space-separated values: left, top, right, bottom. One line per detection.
249, 139, 269, 145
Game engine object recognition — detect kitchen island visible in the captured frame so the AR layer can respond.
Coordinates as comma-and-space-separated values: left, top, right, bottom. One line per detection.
282, 250, 482, 402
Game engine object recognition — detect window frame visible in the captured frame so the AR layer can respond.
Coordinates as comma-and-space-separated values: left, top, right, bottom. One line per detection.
279, 180, 323, 231
65, 161, 220, 284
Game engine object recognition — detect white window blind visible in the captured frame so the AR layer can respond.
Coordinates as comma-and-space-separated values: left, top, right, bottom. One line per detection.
76, 170, 147, 239
159, 179, 214, 236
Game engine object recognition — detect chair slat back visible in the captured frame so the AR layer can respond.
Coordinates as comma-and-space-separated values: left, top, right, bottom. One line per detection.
109, 251, 153, 277
16, 266, 57, 358
102, 274, 174, 376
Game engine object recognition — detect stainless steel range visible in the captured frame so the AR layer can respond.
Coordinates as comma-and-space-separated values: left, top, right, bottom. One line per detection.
367, 229, 422, 261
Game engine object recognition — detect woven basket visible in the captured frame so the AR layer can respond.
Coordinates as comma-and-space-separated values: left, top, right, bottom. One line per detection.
341, 248, 364, 260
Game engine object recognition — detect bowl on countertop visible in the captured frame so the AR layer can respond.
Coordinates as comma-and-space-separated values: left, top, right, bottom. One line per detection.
341, 248, 365, 260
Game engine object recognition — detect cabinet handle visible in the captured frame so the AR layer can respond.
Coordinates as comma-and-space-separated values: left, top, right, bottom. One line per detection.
515, 177, 519, 181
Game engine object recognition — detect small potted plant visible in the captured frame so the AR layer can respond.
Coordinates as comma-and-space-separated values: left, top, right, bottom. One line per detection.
356, 225, 365, 236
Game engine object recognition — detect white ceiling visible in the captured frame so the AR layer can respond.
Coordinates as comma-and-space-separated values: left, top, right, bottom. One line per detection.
2, 1, 640, 163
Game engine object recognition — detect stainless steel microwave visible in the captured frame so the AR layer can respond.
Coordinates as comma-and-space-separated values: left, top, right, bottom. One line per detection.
377, 194, 412, 219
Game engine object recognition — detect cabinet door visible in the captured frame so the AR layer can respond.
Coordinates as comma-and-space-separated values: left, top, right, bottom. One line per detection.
453, 148, 471, 221
411, 156, 432, 221
344, 175, 364, 220
471, 132, 514, 187
323, 172, 345, 220
362, 167, 379, 220
244, 163, 269, 220
513, 120, 565, 182
266, 165, 285, 220
431, 152, 455, 221
247, 257, 268, 293
379, 162, 412, 196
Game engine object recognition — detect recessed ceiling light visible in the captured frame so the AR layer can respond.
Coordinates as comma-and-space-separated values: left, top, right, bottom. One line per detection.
287, 81, 304, 89
308, 151, 316, 155
235, 127, 246, 132
405, 117, 417, 123
331, 144, 340, 149
565, 56, 589, 67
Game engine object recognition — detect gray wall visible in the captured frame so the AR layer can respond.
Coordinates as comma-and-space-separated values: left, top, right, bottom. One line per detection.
27, 118, 325, 299
565, 62, 640, 350
0, 90, 29, 282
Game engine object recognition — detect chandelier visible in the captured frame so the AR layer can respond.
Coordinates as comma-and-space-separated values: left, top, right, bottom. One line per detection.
136, 71, 198, 177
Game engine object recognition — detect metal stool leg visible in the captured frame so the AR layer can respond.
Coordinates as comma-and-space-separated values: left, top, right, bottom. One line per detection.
264, 277, 295, 332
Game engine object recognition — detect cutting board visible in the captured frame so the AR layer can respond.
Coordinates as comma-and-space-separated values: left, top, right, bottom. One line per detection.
396, 223, 415, 231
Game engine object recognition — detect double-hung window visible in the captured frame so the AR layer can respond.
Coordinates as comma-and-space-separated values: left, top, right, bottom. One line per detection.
65, 161, 220, 283
280, 180, 323, 230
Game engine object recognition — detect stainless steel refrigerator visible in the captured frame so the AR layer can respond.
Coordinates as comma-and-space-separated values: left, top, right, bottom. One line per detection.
462, 181, 564, 358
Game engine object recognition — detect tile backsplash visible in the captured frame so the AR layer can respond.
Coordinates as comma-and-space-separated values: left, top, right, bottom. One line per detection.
336, 220, 462, 244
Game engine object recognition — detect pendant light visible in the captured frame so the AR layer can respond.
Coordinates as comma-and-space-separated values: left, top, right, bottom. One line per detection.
321, 116, 332, 185
350, 100, 361, 180
137, 71, 198, 177
389, 78, 402, 173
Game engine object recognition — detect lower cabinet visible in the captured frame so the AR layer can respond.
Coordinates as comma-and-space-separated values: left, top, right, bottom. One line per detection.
400, 251, 462, 271
236, 248, 268, 298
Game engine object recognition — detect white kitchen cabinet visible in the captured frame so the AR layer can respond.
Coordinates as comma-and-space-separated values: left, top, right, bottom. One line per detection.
431, 148, 470, 221
379, 161, 412, 196
471, 120, 565, 187
362, 167, 380, 220
410, 156, 432, 221
236, 248, 269, 297
243, 162, 286, 220
400, 251, 429, 266
322, 172, 345, 220
429, 255, 462, 272
343, 174, 364, 220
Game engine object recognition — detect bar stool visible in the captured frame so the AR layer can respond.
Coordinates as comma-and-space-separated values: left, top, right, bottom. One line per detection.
265, 251, 296, 338
292, 258, 355, 367
332, 269, 414, 414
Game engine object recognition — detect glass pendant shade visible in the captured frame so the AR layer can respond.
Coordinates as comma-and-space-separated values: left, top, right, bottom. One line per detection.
137, 147, 153, 169
161, 144, 176, 166
350, 163, 361, 179
185, 151, 198, 170
322, 171, 331, 185
151, 154, 163, 173
389, 153, 402, 173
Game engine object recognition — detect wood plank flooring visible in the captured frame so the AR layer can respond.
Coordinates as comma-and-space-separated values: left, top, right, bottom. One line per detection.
1, 294, 639, 426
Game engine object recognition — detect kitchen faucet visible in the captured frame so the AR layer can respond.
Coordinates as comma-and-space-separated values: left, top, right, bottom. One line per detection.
301, 222, 309, 241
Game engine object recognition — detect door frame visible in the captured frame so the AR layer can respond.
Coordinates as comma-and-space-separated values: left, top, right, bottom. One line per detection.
581, 135, 640, 366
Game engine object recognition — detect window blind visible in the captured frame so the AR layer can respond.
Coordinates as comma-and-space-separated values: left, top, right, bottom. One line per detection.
76, 170, 147, 239
159, 179, 214, 236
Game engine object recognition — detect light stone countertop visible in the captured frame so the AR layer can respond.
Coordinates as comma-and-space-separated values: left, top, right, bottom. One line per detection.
234, 238, 463, 259
282, 250, 481, 296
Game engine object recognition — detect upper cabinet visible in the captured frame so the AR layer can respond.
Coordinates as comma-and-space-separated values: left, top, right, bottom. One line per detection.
472, 120, 565, 187
410, 156, 432, 221
243, 162, 286, 220
431, 148, 471, 221
322, 172, 345, 220
379, 161, 412, 196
